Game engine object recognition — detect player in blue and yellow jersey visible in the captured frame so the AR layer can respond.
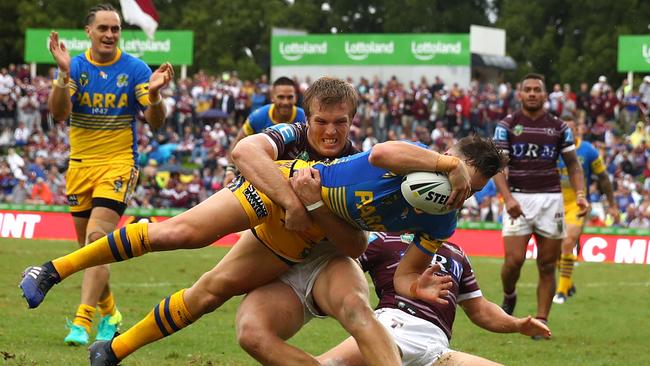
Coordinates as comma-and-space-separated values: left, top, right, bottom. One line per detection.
228, 77, 306, 159
41, 3, 173, 346
553, 117, 618, 304
20, 133, 505, 365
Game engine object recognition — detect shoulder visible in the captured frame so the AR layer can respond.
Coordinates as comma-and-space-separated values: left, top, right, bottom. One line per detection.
250, 104, 271, 122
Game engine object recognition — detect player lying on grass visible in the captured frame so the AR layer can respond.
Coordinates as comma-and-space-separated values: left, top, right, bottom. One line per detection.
314, 232, 551, 366
20, 136, 506, 365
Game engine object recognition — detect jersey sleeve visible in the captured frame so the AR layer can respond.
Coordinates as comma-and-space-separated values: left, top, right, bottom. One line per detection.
589, 146, 606, 175
456, 252, 482, 302
412, 213, 457, 256
133, 60, 152, 109
493, 118, 510, 154
242, 118, 255, 136
559, 121, 576, 153
68, 58, 80, 99
263, 122, 304, 158
294, 107, 307, 123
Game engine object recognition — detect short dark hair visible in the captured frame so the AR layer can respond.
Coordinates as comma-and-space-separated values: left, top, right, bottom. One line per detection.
456, 135, 507, 179
85, 4, 119, 25
303, 76, 359, 119
272, 76, 296, 89
521, 73, 546, 90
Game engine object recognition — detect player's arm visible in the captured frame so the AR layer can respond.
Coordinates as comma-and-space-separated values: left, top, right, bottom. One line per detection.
596, 170, 618, 218
394, 244, 452, 305
459, 296, 551, 338
368, 141, 470, 209
290, 167, 367, 257
143, 62, 173, 129
48, 31, 72, 122
562, 149, 589, 215
232, 133, 311, 232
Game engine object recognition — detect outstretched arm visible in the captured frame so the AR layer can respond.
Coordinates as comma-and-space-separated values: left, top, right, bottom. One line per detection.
394, 245, 452, 305
368, 141, 470, 209
459, 296, 551, 338
47, 31, 72, 122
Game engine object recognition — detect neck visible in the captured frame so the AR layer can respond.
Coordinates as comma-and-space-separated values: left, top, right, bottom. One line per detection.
90, 49, 116, 64
521, 108, 544, 120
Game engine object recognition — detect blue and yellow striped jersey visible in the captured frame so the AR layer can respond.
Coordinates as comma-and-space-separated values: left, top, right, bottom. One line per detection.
67, 48, 152, 167
242, 103, 306, 136
558, 139, 605, 203
308, 149, 457, 256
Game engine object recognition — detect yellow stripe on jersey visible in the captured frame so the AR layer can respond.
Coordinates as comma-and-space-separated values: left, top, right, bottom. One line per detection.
592, 156, 606, 175
135, 82, 150, 106
242, 120, 254, 136
71, 113, 133, 130
69, 80, 78, 96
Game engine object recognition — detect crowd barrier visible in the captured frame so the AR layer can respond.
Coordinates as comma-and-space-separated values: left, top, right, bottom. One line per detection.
1, 204, 648, 265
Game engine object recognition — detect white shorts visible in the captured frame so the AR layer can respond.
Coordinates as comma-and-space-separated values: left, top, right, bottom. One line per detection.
502, 192, 566, 239
279, 242, 339, 323
376, 308, 452, 366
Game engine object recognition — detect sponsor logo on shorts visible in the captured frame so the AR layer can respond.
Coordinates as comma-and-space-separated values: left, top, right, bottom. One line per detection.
228, 175, 244, 191
67, 194, 79, 206
243, 184, 268, 219
113, 178, 123, 193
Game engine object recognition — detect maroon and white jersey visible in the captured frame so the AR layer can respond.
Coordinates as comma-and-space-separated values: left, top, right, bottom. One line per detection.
494, 111, 575, 193
262, 122, 358, 161
359, 232, 482, 340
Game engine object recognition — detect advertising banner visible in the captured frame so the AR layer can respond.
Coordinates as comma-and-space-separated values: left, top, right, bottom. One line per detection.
272, 34, 470, 66
2, 208, 648, 264
25, 29, 194, 65
618, 35, 650, 72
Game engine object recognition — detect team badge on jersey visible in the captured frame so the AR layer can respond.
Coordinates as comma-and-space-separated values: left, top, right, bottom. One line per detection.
99, 71, 108, 79
79, 72, 89, 87
513, 124, 524, 136
116, 73, 129, 87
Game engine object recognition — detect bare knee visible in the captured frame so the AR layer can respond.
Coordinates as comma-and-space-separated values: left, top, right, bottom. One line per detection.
152, 221, 202, 250
336, 292, 374, 331
236, 315, 269, 356
537, 260, 556, 276
187, 272, 242, 315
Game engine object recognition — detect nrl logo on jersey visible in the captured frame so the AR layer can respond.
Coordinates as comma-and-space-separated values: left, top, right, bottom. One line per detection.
116, 73, 129, 87
513, 124, 524, 136
79, 72, 89, 87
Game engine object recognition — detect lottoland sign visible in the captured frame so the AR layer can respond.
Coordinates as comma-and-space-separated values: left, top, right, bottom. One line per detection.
25, 29, 193, 65
618, 35, 650, 72
272, 34, 469, 66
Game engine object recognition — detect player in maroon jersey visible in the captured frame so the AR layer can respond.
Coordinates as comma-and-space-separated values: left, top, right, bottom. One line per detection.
315, 232, 550, 366
492, 73, 588, 337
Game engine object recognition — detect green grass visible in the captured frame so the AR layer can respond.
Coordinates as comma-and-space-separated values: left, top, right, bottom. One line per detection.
1, 238, 649, 365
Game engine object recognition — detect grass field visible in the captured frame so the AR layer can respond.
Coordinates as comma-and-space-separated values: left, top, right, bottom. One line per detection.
1, 238, 649, 365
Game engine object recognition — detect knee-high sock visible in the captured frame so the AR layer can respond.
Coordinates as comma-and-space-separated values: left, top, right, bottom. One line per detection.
97, 291, 116, 317
111, 289, 195, 360
51, 223, 150, 280
72, 304, 96, 333
557, 253, 576, 294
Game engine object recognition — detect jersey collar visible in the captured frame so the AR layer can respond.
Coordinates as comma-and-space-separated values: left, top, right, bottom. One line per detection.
85, 48, 122, 67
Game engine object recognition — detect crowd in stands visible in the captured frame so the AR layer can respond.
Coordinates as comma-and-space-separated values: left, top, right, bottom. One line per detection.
1, 63, 649, 228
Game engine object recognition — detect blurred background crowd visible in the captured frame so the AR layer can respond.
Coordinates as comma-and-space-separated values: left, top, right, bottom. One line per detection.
1, 63, 649, 228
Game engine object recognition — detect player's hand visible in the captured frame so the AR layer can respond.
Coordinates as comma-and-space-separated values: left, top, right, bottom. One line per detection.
446, 160, 471, 210
48, 31, 71, 73
290, 168, 323, 207
412, 264, 453, 305
505, 197, 524, 220
149, 62, 174, 95
516, 316, 551, 339
576, 196, 590, 217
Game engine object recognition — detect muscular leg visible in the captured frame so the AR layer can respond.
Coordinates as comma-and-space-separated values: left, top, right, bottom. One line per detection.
313, 256, 400, 366
318, 336, 365, 366
52, 189, 254, 280
434, 351, 503, 366
535, 235, 562, 319
500, 235, 531, 295
557, 224, 581, 296
110, 230, 291, 360
236, 279, 316, 365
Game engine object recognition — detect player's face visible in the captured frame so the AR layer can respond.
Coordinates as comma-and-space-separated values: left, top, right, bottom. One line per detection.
271, 85, 296, 121
565, 120, 579, 139
466, 166, 490, 198
518, 79, 546, 113
86, 11, 121, 59
307, 100, 351, 158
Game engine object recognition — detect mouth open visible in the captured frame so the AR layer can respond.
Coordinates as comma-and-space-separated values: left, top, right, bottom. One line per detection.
322, 138, 338, 145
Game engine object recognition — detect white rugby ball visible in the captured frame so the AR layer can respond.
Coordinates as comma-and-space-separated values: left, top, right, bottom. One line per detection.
401, 171, 453, 215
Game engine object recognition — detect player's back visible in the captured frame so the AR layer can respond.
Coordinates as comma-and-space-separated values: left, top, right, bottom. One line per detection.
68, 49, 151, 167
